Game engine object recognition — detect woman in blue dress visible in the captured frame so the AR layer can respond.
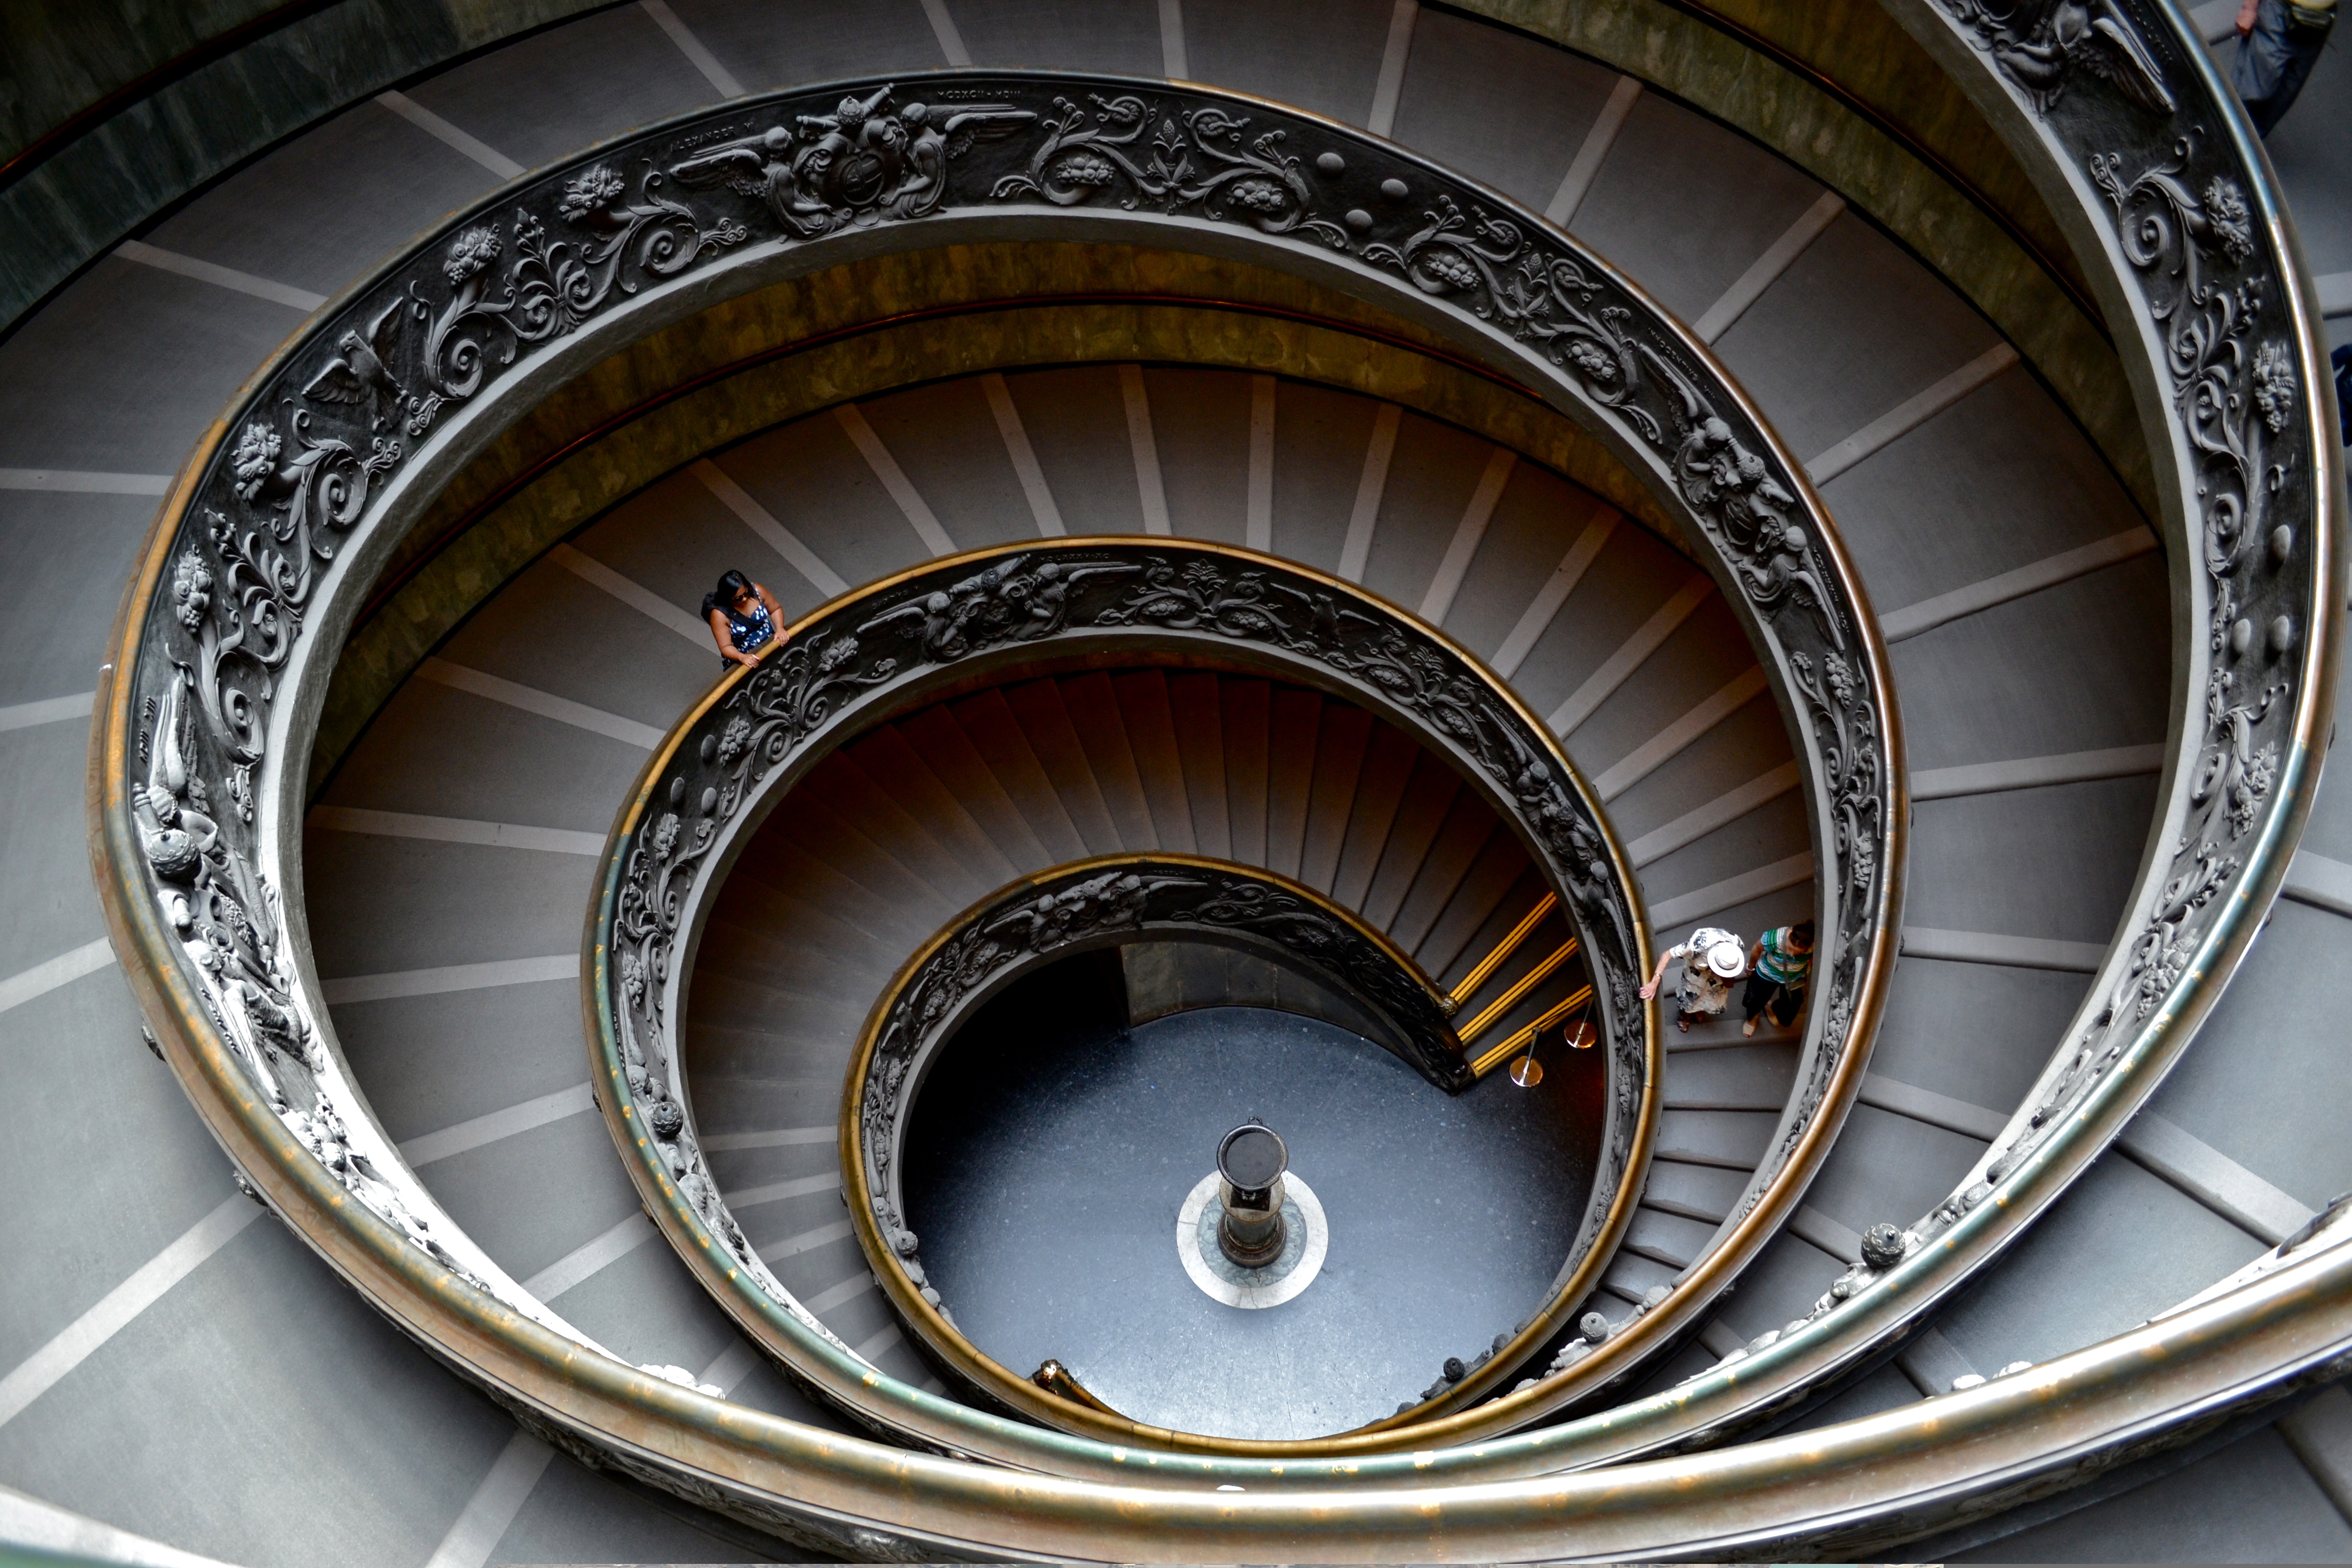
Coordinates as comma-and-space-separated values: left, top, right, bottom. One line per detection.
702, 569, 786, 668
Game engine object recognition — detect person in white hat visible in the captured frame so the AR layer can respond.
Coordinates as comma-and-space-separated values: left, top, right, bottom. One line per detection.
1638, 925, 1747, 1033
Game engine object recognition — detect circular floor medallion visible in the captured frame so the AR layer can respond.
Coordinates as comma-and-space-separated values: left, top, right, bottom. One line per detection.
1175, 1170, 1328, 1308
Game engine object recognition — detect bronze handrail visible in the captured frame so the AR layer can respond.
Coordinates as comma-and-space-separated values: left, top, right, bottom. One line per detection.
90, 66, 1918, 1542
839, 852, 1495, 1432
590, 537, 1657, 1452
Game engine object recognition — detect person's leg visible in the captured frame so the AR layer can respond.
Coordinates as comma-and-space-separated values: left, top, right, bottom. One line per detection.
1770, 985, 1804, 1028
1740, 974, 1772, 1036
2336, 347, 2352, 448
2251, 83, 2292, 135
2259, 26, 2329, 133
2237, 0, 2297, 130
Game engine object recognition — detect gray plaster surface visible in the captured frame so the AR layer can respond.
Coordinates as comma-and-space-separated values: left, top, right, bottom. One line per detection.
719, 413, 940, 585
415, 1110, 645, 1285
303, 831, 596, 976
1571, 90, 1827, 322
1662, 1040, 1798, 1109
400, 2, 718, 171
1948, 1419, 2352, 1562
1004, 365, 1152, 535
903, 1003, 1601, 1439
1864, 955, 2092, 1118
1819, 365, 2153, 610
1566, 598, 1763, 774
1630, 778, 1810, 910
1703, 1226, 1852, 1341
0, 489, 153, 707
0, 970, 237, 1373
330, 977, 589, 1147
1388, 8, 1621, 212
1181, 0, 1394, 126
544, 1227, 751, 1373
436, 554, 718, 727
1602, 691, 1794, 831
1269, 379, 1387, 574
317, 676, 652, 828
0, 1218, 508, 1568
142, 99, 499, 299
0, 725, 110, 975
1143, 366, 1255, 547
2148, 898, 2352, 1214
1492, 520, 1694, 728
1349, 405, 1502, 608
859, 375, 1044, 551
1713, 210, 2003, 462
1802, 1104, 1989, 1241
1440, 459, 1615, 659
578, 464, 834, 629
0, 257, 291, 473
660, 0, 949, 92
1886, 554, 2171, 769
951, 0, 1164, 77
1936, 1154, 2268, 1371
1905, 776, 2161, 946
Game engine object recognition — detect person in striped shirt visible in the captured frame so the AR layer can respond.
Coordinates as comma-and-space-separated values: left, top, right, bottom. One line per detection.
1741, 921, 1815, 1038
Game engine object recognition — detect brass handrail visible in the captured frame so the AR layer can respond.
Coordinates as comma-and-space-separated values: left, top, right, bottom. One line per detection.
840, 852, 1495, 1434
89, 65, 1920, 1543
1447, 891, 1559, 1006
592, 538, 1655, 1453
1456, 938, 1581, 1045
1470, 983, 1596, 1079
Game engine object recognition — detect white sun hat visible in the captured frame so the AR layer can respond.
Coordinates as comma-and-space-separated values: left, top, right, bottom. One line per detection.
1705, 940, 1746, 979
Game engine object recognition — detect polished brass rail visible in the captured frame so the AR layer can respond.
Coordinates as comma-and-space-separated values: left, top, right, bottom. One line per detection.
1471, 983, 1596, 1079
1447, 891, 1559, 1007
1456, 938, 1581, 1046
87, 63, 1931, 1548
598, 537, 1650, 1454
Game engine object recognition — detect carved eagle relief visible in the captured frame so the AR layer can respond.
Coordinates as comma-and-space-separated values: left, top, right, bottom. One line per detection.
300, 297, 410, 431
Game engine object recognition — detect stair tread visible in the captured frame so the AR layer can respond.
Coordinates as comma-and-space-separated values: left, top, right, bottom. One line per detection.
1299, 702, 1377, 893
1167, 671, 1234, 859
1001, 677, 1128, 854
1111, 669, 1200, 855
1220, 677, 1274, 868
1331, 723, 1424, 912
1263, 686, 1322, 882
1386, 798, 1499, 959
848, 723, 1024, 887
1057, 669, 1162, 852
947, 688, 1092, 864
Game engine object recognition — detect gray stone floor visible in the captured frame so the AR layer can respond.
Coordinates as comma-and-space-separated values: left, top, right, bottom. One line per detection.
900, 991, 1600, 1439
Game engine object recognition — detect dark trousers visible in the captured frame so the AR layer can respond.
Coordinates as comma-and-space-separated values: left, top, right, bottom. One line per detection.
2237, 0, 2331, 136
1742, 972, 1803, 1027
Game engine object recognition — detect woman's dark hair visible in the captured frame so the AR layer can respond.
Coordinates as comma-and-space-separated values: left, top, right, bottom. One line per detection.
1789, 921, 1817, 950
701, 569, 754, 618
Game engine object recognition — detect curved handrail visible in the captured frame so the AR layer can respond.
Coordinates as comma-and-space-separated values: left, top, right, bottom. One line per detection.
592, 538, 1651, 1450
840, 852, 1494, 1431
88, 66, 1903, 1531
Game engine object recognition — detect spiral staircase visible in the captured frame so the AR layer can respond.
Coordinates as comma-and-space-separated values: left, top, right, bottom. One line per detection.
2, 0, 2348, 1561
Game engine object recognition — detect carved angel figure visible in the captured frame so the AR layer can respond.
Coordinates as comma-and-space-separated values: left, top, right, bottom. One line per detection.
670, 87, 1032, 234
1983, 0, 2175, 114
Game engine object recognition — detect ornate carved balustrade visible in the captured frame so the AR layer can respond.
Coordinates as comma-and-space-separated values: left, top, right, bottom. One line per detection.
592, 538, 1655, 1445
838, 852, 1482, 1417
81, 64, 2010, 1549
